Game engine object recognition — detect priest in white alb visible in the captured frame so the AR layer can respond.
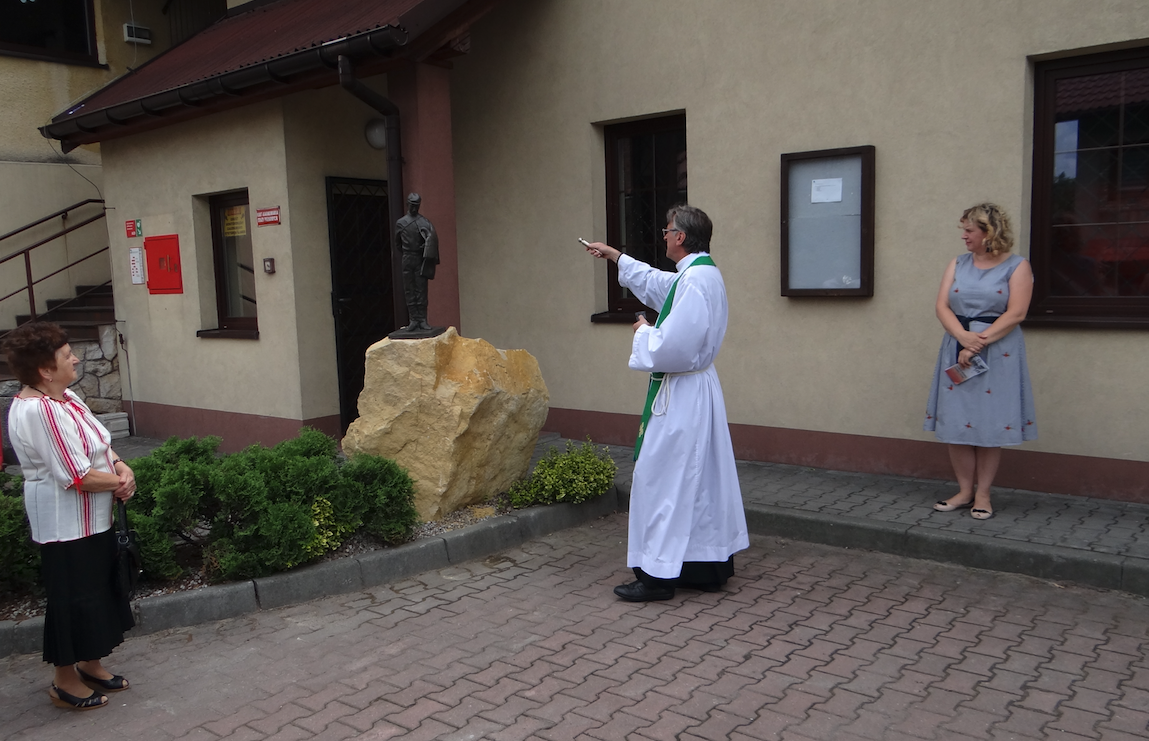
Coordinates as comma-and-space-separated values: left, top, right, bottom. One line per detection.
586, 204, 749, 601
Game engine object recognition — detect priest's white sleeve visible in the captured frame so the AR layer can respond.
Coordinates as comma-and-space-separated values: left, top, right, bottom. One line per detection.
616, 254, 675, 311
629, 279, 714, 374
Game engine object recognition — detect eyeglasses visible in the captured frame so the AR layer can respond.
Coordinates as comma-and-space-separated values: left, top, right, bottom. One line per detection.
661, 228, 682, 236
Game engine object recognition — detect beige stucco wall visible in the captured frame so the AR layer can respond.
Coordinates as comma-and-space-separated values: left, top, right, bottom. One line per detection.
102, 78, 392, 424
451, 0, 1149, 463
103, 102, 302, 419
0, 0, 172, 328
282, 79, 393, 421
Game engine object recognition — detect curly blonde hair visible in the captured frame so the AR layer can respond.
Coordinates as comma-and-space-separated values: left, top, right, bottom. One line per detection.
961, 202, 1014, 255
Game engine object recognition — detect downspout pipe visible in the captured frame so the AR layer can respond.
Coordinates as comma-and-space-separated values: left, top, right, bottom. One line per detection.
337, 55, 407, 328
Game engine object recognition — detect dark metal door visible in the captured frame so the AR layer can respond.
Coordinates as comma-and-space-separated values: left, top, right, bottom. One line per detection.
327, 177, 393, 433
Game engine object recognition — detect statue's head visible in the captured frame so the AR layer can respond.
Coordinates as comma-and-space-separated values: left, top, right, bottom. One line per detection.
407, 193, 421, 215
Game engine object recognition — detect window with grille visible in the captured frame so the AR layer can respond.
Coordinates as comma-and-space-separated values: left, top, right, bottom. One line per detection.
1030, 47, 1149, 327
594, 115, 687, 320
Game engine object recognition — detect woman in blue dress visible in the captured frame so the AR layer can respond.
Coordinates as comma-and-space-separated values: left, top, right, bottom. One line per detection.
925, 203, 1037, 520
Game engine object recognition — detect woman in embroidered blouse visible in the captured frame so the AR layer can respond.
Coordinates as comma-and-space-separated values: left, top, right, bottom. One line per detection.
3, 322, 137, 711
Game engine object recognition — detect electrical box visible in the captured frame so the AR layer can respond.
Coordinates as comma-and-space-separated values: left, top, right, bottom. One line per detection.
144, 234, 183, 294
124, 23, 152, 45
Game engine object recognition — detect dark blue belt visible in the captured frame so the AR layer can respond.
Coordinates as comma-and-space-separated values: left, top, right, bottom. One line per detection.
954, 314, 999, 363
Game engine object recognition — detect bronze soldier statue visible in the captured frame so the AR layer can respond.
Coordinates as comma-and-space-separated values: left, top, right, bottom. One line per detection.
394, 193, 439, 333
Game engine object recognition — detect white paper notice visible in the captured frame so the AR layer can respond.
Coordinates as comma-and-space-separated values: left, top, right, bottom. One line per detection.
129, 247, 145, 284
811, 178, 843, 203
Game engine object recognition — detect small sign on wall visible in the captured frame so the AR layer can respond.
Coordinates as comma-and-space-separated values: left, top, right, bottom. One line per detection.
223, 206, 247, 237
256, 206, 281, 226
128, 247, 145, 284
125, 219, 142, 238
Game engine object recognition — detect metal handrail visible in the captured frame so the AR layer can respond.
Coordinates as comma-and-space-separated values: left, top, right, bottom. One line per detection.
0, 248, 110, 304
0, 199, 104, 245
0, 200, 109, 323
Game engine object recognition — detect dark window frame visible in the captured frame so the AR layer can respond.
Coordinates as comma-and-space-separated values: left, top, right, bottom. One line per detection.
779, 145, 876, 297
1028, 46, 1149, 329
0, 0, 101, 67
592, 114, 687, 323
198, 190, 259, 338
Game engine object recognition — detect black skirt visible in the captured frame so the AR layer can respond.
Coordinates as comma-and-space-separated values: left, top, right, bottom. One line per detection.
40, 528, 135, 666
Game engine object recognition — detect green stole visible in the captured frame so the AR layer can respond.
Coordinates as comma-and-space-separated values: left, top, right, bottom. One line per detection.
634, 254, 716, 460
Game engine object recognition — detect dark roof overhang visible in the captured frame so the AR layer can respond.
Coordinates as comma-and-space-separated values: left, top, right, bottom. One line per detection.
40, 0, 500, 151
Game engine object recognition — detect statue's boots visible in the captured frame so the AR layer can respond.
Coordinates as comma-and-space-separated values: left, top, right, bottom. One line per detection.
403, 308, 432, 332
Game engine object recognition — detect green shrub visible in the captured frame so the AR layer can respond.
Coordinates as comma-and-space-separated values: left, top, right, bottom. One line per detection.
206, 453, 315, 580
126, 435, 222, 582
0, 471, 40, 595
509, 439, 617, 508
0, 428, 421, 590
200, 430, 416, 580
340, 454, 418, 544
205, 500, 315, 580
272, 427, 339, 460
130, 435, 222, 518
132, 512, 183, 581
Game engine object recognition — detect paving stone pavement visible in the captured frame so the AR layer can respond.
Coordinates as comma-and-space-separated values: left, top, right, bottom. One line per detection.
3, 512, 1148, 741
588, 440, 1149, 562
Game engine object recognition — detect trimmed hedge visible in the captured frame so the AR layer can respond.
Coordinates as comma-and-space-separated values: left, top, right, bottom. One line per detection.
0, 471, 39, 595
0, 428, 420, 594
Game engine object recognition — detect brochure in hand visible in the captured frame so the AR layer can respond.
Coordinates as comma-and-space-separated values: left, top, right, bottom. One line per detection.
945, 354, 989, 384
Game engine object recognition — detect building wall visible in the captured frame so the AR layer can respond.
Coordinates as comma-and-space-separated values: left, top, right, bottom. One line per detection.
101, 80, 397, 448
450, 0, 1149, 497
0, 0, 173, 327
281, 80, 394, 423
103, 102, 304, 432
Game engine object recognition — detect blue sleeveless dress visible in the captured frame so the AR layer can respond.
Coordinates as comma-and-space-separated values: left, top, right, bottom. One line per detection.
924, 253, 1038, 447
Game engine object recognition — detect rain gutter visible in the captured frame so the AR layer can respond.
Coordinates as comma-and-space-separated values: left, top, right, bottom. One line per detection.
40, 25, 410, 152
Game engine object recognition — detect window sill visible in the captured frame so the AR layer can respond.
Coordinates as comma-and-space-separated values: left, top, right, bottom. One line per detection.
196, 328, 259, 339
591, 311, 642, 324
0, 46, 106, 69
1022, 316, 1149, 330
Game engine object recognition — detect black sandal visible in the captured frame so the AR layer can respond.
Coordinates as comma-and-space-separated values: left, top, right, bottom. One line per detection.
76, 666, 130, 692
49, 684, 108, 710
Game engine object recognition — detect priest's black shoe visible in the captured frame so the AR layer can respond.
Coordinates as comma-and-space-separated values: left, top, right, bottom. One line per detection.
613, 580, 674, 602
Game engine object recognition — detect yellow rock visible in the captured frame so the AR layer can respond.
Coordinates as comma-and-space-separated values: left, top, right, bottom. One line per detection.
343, 327, 549, 520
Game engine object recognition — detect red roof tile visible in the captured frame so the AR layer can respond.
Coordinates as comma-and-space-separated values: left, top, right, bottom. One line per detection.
66, 0, 432, 115
1056, 67, 1149, 115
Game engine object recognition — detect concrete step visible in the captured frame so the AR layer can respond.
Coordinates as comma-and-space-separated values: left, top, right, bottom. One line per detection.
17, 306, 115, 325
97, 411, 130, 439
48, 293, 115, 309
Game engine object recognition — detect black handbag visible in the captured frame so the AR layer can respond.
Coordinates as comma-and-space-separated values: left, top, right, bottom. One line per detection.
113, 500, 142, 600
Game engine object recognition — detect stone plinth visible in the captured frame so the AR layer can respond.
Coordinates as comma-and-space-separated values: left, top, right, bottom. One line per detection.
343, 327, 549, 521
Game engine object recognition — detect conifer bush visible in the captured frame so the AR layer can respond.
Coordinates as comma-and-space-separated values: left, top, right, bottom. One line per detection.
0, 471, 39, 594
0, 428, 421, 599
339, 453, 419, 544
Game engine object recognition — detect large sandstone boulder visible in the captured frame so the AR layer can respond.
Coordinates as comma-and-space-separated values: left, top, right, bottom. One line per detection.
343, 327, 549, 521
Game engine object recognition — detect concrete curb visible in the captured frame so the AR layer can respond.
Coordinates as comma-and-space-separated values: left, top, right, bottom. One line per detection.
0, 486, 623, 658
746, 503, 1149, 598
